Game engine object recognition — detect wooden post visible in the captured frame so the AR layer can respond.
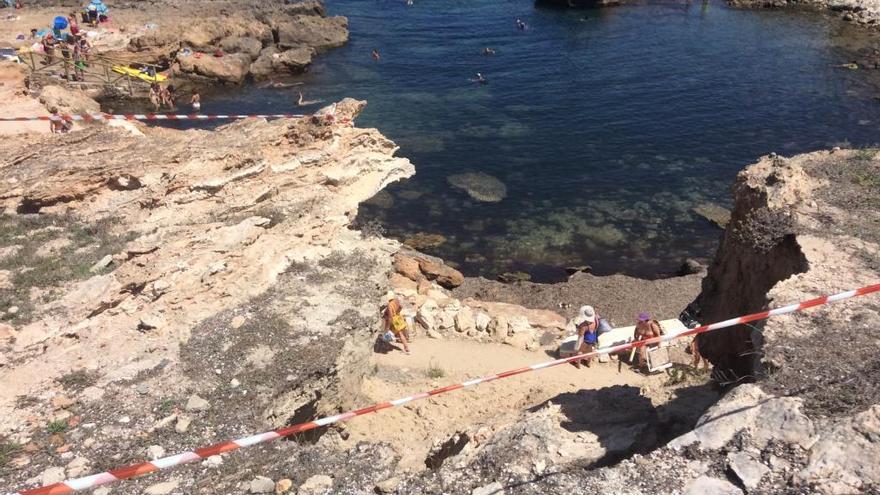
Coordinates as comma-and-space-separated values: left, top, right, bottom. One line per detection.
126, 74, 133, 96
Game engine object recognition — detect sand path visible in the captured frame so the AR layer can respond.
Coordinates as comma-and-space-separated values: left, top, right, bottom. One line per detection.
342, 338, 664, 471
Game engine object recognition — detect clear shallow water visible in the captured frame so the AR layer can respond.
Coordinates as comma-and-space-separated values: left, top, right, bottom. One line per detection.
137, 1, 880, 281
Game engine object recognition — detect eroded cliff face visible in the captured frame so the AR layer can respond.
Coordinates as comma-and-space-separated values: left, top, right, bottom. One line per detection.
694, 150, 880, 390
0, 98, 416, 492
692, 155, 811, 381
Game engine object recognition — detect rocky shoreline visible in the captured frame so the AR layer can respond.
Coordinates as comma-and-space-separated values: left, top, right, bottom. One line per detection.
1, 0, 348, 89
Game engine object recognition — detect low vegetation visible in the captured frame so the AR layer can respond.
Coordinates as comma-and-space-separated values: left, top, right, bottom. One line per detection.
46, 419, 68, 434
0, 440, 21, 468
426, 360, 446, 379
0, 213, 135, 324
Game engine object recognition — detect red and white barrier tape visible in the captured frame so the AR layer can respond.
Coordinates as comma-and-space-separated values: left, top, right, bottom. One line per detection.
0, 113, 307, 122
13, 283, 880, 495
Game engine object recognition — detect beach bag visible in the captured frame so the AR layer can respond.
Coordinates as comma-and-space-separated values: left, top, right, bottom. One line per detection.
391, 313, 407, 333
597, 317, 612, 335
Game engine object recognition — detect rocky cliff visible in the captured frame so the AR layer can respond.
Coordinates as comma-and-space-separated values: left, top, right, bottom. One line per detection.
728, 0, 880, 28
394, 149, 880, 495
0, 96, 417, 493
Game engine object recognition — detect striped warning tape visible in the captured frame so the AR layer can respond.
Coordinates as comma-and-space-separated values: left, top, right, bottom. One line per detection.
0, 113, 307, 122
13, 283, 880, 495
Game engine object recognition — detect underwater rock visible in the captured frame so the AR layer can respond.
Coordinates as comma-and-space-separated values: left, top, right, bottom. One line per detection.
364, 190, 394, 209
403, 232, 446, 250
447, 172, 508, 203
693, 203, 732, 229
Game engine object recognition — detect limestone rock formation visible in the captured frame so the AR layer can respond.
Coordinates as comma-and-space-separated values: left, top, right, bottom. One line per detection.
393, 250, 464, 289
176, 52, 253, 84
38, 85, 101, 115
117, 1, 348, 82
274, 15, 349, 52
0, 98, 416, 492
218, 36, 264, 60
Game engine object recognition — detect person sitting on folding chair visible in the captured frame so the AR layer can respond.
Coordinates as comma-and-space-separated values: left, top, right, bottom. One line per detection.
633, 312, 662, 370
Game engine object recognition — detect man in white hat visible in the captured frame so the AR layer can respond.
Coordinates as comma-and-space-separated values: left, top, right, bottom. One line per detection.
573, 305, 599, 368
382, 291, 410, 354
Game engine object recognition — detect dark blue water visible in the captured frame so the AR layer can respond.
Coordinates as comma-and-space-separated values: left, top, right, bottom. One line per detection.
138, 1, 880, 281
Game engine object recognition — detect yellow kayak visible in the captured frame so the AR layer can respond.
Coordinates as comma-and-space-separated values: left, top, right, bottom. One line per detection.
112, 65, 167, 83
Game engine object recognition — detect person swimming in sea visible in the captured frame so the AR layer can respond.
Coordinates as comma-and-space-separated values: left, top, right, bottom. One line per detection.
482, 47, 496, 56
470, 72, 488, 85
259, 79, 302, 89
371, 49, 381, 61
297, 91, 323, 106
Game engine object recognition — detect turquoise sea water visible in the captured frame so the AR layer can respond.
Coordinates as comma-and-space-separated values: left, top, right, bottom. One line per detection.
142, 1, 880, 281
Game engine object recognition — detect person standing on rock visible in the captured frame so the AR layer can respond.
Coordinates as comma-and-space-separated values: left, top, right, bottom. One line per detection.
149, 83, 161, 112
382, 291, 411, 354
190, 90, 201, 112
633, 312, 662, 371
573, 305, 610, 368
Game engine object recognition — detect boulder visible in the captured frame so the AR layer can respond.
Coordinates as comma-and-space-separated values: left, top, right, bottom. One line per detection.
507, 316, 532, 335
389, 273, 418, 295
474, 311, 491, 332
249, 476, 275, 494
181, 16, 273, 48
276, 15, 349, 52
272, 47, 316, 72
129, 28, 180, 53
298, 474, 333, 495
728, 452, 769, 491
418, 258, 464, 289
455, 307, 476, 334
40, 466, 66, 486
185, 394, 211, 412
464, 299, 566, 332
488, 315, 509, 339
249, 46, 281, 79
669, 384, 815, 451
177, 52, 252, 83
798, 405, 880, 494
218, 36, 263, 60
416, 300, 439, 331
393, 252, 423, 282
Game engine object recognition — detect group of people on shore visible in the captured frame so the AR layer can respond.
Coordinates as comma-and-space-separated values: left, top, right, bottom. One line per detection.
570, 305, 663, 370
148, 83, 201, 112
379, 292, 707, 373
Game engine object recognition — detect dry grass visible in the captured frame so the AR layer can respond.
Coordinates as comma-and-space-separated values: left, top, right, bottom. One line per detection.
0, 213, 136, 324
